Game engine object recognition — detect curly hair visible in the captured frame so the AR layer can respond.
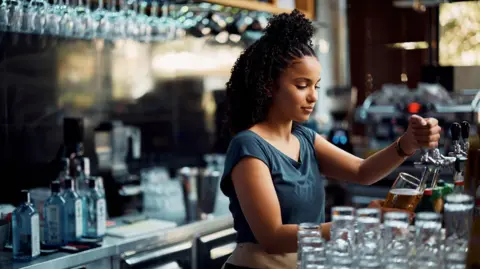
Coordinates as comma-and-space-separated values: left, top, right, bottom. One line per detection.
225, 9, 317, 135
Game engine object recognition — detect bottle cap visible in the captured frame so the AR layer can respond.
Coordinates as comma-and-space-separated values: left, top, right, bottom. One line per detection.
455, 180, 465, 186
21, 190, 30, 203
88, 178, 97, 189
65, 178, 74, 189
424, 188, 433, 195
51, 181, 61, 193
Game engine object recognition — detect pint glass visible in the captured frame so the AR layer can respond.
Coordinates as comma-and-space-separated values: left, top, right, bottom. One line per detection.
383, 172, 424, 212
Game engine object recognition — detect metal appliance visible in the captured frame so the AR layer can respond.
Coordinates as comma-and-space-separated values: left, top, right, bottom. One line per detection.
94, 120, 142, 217
356, 84, 480, 158
177, 154, 224, 223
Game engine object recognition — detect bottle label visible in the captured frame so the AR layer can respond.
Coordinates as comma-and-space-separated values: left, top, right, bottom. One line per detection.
31, 214, 40, 257
75, 199, 83, 238
96, 199, 106, 236
45, 205, 61, 244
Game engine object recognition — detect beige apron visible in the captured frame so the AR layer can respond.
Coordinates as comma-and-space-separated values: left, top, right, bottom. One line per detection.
221, 243, 296, 269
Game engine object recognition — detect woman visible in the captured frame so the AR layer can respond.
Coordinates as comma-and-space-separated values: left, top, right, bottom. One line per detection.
220, 10, 441, 269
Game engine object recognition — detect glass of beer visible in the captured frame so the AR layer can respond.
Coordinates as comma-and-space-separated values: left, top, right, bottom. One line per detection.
384, 172, 424, 212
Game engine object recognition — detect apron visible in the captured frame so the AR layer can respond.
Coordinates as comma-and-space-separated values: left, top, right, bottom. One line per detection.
221, 243, 297, 269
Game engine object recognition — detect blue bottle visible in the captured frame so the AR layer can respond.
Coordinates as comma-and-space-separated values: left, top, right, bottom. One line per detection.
43, 181, 67, 248
84, 178, 106, 239
12, 190, 41, 261
62, 178, 83, 243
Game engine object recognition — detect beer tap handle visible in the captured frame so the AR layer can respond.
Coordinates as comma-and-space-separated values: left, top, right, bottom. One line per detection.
450, 122, 461, 142
461, 121, 470, 141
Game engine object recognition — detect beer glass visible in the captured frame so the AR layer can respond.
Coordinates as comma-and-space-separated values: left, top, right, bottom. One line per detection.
384, 172, 424, 212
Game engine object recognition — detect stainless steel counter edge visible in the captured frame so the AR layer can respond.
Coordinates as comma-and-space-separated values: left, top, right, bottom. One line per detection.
7, 215, 234, 269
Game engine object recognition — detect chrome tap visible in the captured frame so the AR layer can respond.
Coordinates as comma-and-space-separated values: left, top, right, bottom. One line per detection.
415, 148, 456, 189
460, 121, 471, 154
447, 121, 470, 183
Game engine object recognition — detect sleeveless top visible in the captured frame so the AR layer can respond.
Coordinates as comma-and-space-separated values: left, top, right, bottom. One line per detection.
220, 123, 326, 243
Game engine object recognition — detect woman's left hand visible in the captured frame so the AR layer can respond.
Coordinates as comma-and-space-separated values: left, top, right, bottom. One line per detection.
399, 115, 442, 155
368, 199, 415, 222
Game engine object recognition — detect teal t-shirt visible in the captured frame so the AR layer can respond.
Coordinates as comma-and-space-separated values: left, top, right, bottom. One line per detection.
220, 123, 326, 243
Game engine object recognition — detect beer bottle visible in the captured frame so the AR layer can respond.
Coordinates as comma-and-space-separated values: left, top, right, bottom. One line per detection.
415, 188, 434, 212
465, 129, 480, 195
465, 149, 480, 269
466, 215, 480, 269
432, 187, 444, 214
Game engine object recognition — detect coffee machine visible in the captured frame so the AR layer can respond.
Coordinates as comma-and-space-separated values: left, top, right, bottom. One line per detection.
94, 121, 142, 217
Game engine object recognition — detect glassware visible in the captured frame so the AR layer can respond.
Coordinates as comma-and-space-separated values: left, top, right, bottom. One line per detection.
412, 212, 443, 268
443, 193, 474, 266
383, 212, 410, 269
384, 172, 424, 212
297, 222, 321, 269
355, 208, 383, 269
300, 236, 326, 269
328, 206, 355, 268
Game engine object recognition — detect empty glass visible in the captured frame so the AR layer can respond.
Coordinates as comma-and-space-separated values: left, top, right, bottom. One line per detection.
356, 208, 383, 269
301, 236, 326, 269
443, 193, 474, 266
383, 212, 410, 269
297, 222, 321, 269
328, 206, 355, 268
412, 212, 443, 268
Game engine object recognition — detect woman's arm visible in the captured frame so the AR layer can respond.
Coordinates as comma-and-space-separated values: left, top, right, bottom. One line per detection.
232, 156, 331, 253
315, 115, 441, 185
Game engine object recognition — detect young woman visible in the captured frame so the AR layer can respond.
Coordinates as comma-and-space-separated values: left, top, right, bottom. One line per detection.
220, 10, 441, 269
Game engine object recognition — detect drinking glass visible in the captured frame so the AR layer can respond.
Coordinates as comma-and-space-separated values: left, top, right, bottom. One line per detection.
384, 172, 424, 212
297, 222, 321, 269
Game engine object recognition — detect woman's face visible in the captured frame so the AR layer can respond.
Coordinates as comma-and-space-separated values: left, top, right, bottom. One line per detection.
269, 56, 321, 123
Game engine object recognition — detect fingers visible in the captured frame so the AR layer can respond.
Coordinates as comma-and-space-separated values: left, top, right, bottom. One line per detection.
409, 116, 441, 149
412, 125, 441, 136
410, 116, 438, 128
409, 114, 427, 126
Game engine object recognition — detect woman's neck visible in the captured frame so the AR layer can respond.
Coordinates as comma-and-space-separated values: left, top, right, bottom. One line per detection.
256, 115, 294, 142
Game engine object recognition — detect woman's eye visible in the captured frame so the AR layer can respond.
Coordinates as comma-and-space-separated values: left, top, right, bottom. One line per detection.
296, 85, 308, 89
315, 85, 320, 89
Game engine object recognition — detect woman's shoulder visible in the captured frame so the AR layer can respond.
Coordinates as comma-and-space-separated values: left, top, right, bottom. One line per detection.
227, 130, 269, 155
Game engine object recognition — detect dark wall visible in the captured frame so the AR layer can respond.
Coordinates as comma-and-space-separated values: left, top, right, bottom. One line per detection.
347, 0, 433, 134
0, 32, 232, 204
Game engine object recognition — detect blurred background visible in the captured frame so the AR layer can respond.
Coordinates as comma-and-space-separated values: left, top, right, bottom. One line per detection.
0, 0, 479, 267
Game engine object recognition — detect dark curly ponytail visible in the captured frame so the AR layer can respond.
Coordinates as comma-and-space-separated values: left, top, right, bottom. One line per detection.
225, 9, 317, 135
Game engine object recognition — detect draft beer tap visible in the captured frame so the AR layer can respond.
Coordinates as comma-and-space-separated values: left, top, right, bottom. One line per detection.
448, 121, 470, 183
415, 148, 455, 189
461, 121, 471, 154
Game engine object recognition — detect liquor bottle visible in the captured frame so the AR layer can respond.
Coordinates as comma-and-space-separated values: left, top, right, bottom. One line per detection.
12, 190, 40, 261
64, 117, 90, 196
62, 178, 83, 243
57, 158, 70, 191
43, 181, 67, 248
84, 178, 106, 239
415, 188, 434, 213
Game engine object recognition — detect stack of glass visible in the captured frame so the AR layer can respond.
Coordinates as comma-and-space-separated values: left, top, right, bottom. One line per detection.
297, 192, 475, 269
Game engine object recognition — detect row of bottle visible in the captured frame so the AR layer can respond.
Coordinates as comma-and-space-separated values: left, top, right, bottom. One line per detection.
12, 177, 106, 261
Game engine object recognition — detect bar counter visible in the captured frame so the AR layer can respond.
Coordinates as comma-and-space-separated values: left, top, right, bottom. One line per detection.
0, 215, 234, 269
